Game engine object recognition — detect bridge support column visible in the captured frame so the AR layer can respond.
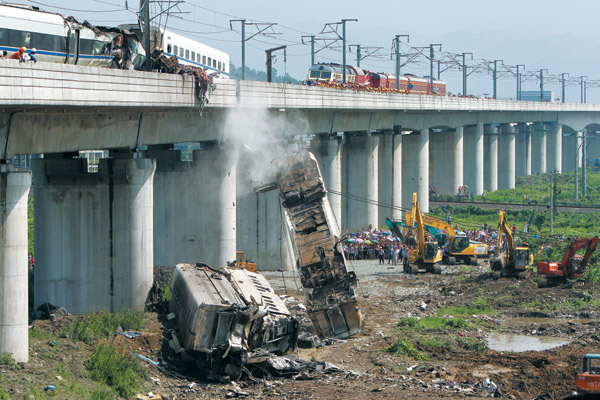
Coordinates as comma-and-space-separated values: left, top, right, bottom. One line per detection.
0, 167, 31, 362
546, 123, 562, 173
463, 123, 484, 196
343, 134, 379, 231
531, 123, 547, 175
33, 156, 155, 315
402, 129, 429, 212
392, 132, 403, 220
150, 145, 237, 270
430, 128, 463, 196
378, 131, 393, 227
562, 133, 577, 172
515, 123, 531, 176
311, 135, 343, 225
498, 124, 516, 189
484, 125, 498, 192
586, 132, 600, 161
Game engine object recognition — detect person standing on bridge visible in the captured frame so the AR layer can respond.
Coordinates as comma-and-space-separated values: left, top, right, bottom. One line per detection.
9, 47, 25, 60
28, 48, 37, 63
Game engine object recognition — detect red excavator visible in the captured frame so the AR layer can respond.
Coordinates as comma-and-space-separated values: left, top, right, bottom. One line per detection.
537, 236, 599, 288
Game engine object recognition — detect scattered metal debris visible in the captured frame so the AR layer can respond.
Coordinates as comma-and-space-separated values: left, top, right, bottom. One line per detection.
276, 150, 363, 339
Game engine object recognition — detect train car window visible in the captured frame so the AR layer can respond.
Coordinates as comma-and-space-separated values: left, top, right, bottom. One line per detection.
180, 48, 184, 57
322, 72, 331, 79
310, 71, 320, 78
202, 55, 206, 64
213, 59, 216, 68
185, 49, 189, 59
173, 45, 178, 56
218, 61, 221, 70
80, 38, 93, 56
24, 32, 31, 47
207, 57, 211, 67
167, 44, 171, 53
191, 51, 195, 61
92, 40, 107, 56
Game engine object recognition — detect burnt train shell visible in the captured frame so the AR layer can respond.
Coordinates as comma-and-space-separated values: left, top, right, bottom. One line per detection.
277, 150, 363, 339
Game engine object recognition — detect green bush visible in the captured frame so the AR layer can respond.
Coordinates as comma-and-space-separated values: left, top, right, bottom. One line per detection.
60, 309, 144, 345
90, 384, 119, 400
0, 353, 15, 368
387, 337, 429, 361
84, 344, 145, 398
397, 316, 470, 330
583, 262, 600, 284
457, 337, 487, 352
161, 285, 172, 303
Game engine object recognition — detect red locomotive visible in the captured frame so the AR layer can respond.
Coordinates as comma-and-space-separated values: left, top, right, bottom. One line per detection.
307, 63, 446, 95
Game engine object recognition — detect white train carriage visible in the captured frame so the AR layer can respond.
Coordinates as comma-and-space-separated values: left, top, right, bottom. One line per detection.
0, 3, 115, 66
160, 29, 229, 78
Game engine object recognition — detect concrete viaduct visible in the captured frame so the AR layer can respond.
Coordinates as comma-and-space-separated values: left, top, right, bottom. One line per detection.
1, 61, 600, 361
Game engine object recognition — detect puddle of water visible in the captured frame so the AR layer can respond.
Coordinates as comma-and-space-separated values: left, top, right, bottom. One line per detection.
487, 333, 570, 352
502, 317, 594, 327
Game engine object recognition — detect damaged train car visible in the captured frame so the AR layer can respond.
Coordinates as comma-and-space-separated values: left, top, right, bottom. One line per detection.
170, 263, 298, 379
276, 150, 363, 339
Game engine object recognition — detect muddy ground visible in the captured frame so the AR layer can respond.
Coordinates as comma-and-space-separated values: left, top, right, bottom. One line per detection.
3, 260, 600, 399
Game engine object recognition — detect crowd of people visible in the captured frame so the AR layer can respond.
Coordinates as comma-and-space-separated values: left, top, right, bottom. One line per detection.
1, 47, 38, 63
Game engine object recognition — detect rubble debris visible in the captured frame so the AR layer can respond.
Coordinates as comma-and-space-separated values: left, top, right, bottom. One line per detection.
276, 150, 363, 339
169, 263, 299, 380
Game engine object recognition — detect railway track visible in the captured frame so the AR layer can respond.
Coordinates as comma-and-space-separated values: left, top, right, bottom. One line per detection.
429, 199, 600, 213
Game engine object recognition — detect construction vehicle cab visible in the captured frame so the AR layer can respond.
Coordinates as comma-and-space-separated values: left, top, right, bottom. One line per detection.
233, 251, 257, 273
402, 193, 443, 274
490, 211, 534, 279
421, 214, 488, 265
574, 354, 600, 396
537, 236, 599, 288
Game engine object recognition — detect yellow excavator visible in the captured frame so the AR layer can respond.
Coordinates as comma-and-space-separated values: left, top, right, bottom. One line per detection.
402, 193, 443, 274
490, 211, 534, 279
421, 215, 488, 266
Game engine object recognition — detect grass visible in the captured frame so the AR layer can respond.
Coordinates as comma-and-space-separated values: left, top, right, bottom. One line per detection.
0, 353, 16, 368
84, 344, 145, 398
417, 337, 452, 349
397, 316, 470, 331
583, 263, 600, 284
0, 374, 8, 400
387, 337, 429, 361
457, 337, 487, 352
59, 309, 144, 345
437, 297, 496, 316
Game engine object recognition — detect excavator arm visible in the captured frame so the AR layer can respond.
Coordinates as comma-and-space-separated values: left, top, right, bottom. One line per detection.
421, 215, 456, 236
411, 193, 425, 256
565, 236, 600, 268
497, 211, 515, 258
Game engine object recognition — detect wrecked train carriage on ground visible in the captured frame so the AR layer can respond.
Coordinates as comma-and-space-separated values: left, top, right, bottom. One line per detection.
277, 150, 363, 339
169, 263, 298, 379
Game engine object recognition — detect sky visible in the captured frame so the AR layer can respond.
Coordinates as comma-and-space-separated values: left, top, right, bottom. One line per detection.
16, 0, 600, 102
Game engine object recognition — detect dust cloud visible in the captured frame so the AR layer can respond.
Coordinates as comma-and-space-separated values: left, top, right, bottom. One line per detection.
222, 106, 308, 195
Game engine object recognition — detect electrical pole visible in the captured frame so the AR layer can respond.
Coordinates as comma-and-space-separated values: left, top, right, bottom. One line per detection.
341, 19, 358, 84
462, 52, 473, 96
561, 72, 569, 103
429, 44, 441, 94
539, 69, 548, 102
140, 0, 152, 71
349, 44, 361, 67
583, 130, 587, 197
580, 76, 587, 103
493, 60, 502, 99
437, 60, 441, 79
231, 20, 279, 81
393, 35, 409, 91
516, 64, 524, 100
550, 171, 556, 234
301, 35, 315, 66
266, 45, 286, 82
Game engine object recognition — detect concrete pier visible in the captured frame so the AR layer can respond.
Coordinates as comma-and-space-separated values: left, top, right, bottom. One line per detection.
378, 131, 394, 227
344, 135, 379, 231
311, 135, 343, 224
463, 123, 484, 196
151, 146, 236, 270
546, 123, 562, 173
531, 123, 547, 175
498, 125, 516, 189
402, 129, 429, 212
0, 168, 31, 362
484, 125, 498, 192
391, 133, 403, 220
516, 123, 528, 177
33, 156, 155, 315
